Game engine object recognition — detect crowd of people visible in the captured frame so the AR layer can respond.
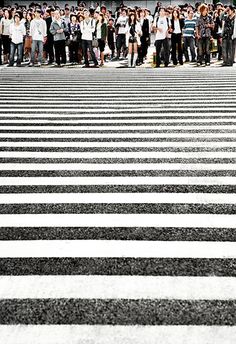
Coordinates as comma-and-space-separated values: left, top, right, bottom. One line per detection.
0, 1, 236, 68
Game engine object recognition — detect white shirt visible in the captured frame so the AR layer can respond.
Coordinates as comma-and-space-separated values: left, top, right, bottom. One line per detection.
173, 19, 181, 34
96, 22, 102, 39
81, 19, 96, 41
116, 15, 128, 34
155, 16, 168, 40
9, 22, 26, 44
30, 18, 47, 41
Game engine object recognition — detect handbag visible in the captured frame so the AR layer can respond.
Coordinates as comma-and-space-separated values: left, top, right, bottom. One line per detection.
24, 36, 32, 49
92, 37, 98, 48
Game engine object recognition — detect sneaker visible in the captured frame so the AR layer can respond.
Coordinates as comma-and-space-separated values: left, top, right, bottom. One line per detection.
206, 62, 210, 66
28, 63, 34, 67
38, 62, 41, 67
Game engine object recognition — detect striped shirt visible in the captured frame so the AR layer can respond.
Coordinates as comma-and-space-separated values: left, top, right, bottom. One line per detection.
183, 18, 196, 37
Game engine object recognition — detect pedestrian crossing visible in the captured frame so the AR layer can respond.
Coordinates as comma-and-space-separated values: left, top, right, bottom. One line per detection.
0, 67, 236, 343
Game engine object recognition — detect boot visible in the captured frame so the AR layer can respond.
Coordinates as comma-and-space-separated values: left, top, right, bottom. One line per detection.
127, 53, 132, 67
132, 53, 138, 67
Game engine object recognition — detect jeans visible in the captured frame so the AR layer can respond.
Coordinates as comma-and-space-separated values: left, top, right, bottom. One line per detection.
155, 38, 169, 67
183, 36, 196, 61
222, 37, 234, 65
82, 39, 98, 66
31, 40, 44, 64
9, 42, 23, 65
198, 37, 210, 64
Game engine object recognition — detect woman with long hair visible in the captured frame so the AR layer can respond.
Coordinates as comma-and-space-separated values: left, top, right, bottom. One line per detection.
170, 8, 184, 65
24, 11, 33, 62
0, 9, 13, 64
96, 12, 107, 66
137, 9, 149, 65
125, 11, 142, 67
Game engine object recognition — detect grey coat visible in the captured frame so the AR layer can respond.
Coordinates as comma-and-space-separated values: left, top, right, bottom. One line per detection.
50, 20, 68, 41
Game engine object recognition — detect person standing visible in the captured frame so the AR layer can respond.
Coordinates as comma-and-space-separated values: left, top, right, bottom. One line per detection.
8, 12, 26, 67
153, 7, 170, 68
95, 12, 107, 66
68, 13, 80, 64
196, 4, 214, 66
183, 9, 196, 62
0, 9, 13, 64
138, 9, 149, 65
44, 8, 54, 64
222, 5, 235, 66
170, 9, 184, 65
80, 8, 98, 68
126, 11, 142, 68
50, 10, 68, 67
29, 8, 47, 66
115, 8, 128, 59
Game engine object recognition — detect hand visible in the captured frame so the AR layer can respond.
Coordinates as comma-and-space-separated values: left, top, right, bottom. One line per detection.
158, 27, 163, 33
57, 29, 63, 33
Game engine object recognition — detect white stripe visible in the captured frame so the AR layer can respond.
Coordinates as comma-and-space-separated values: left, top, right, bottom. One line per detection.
0, 163, 235, 171
1, 141, 236, 148
0, 214, 234, 228
2, 118, 236, 124
0, 133, 235, 138
0, 107, 235, 112
0, 152, 235, 158
1, 325, 236, 344
2, 99, 236, 104
1, 125, 235, 130
0, 112, 236, 118
0, 276, 236, 300
0, 193, 234, 204
0, 177, 235, 185
0, 240, 235, 258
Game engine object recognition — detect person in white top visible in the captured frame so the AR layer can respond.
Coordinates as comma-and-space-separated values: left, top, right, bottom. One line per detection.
0, 9, 13, 64
29, 8, 47, 66
115, 8, 128, 59
8, 12, 26, 67
152, 7, 170, 67
80, 8, 98, 67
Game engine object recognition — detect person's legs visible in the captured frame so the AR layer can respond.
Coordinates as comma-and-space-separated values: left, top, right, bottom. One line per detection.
155, 39, 162, 67
127, 43, 132, 67
189, 37, 196, 61
132, 42, 138, 67
183, 37, 189, 62
177, 33, 183, 64
163, 38, 170, 67
16, 43, 23, 65
54, 40, 61, 65
205, 38, 210, 64
171, 34, 177, 65
87, 40, 98, 66
30, 40, 36, 64
9, 42, 16, 66
82, 39, 89, 66
37, 40, 43, 64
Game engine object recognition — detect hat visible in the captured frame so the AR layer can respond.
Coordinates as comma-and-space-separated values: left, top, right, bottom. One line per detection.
35, 8, 41, 13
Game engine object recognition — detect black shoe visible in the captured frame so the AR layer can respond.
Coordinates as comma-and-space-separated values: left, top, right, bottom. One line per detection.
7, 64, 14, 67
82, 64, 90, 68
